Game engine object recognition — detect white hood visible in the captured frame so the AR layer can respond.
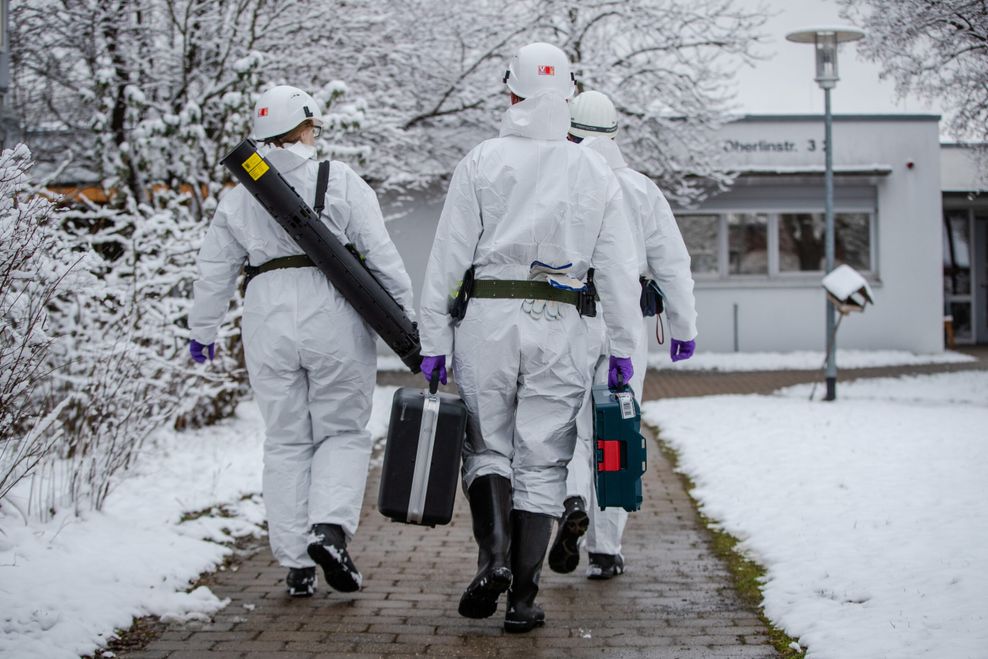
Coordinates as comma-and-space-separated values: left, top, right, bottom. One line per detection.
499, 91, 571, 141
584, 136, 627, 170
262, 142, 317, 173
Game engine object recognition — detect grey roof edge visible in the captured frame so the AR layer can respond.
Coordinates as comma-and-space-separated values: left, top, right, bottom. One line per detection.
730, 113, 941, 123
941, 142, 988, 148
737, 166, 893, 176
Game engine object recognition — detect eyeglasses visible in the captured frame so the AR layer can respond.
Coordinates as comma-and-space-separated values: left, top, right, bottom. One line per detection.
311, 124, 323, 138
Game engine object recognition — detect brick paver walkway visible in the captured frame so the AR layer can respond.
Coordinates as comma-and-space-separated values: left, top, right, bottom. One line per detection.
124, 349, 986, 658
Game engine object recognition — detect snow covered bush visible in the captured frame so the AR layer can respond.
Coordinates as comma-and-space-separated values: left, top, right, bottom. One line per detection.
0, 144, 200, 519
0, 145, 95, 510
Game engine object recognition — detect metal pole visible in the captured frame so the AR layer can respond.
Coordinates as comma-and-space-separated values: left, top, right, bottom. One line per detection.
824, 87, 837, 401
733, 303, 739, 352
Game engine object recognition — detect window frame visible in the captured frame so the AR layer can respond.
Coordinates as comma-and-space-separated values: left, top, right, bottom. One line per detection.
676, 205, 877, 283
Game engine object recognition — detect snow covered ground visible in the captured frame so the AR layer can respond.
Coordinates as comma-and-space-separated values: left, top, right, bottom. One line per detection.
0, 388, 396, 659
642, 370, 988, 659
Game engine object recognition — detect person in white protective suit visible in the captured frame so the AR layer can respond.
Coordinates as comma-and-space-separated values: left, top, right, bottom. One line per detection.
547, 90, 698, 580
417, 44, 641, 633
187, 85, 414, 598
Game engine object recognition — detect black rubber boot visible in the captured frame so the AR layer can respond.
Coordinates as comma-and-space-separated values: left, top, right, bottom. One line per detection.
286, 566, 316, 597
547, 495, 588, 574
307, 523, 362, 593
503, 510, 553, 633
458, 475, 513, 618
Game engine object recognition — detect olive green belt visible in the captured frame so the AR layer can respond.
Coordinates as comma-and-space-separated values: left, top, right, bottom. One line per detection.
470, 279, 582, 306
242, 254, 314, 293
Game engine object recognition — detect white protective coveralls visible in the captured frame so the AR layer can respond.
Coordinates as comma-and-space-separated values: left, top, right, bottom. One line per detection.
568, 136, 697, 555
189, 143, 414, 568
418, 92, 641, 518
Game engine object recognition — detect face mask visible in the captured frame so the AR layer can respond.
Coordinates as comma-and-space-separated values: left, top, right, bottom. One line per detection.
285, 142, 317, 160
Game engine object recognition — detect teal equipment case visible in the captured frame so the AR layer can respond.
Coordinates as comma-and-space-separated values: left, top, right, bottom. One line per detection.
591, 384, 646, 512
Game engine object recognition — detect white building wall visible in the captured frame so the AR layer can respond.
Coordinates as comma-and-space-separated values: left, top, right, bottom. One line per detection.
941, 144, 988, 193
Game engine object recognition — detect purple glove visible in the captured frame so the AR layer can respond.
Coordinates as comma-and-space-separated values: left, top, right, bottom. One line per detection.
189, 340, 215, 364
608, 356, 634, 389
421, 355, 447, 386
670, 338, 695, 362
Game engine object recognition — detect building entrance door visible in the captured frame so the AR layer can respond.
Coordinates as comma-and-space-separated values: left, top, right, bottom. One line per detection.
944, 210, 974, 344
976, 216, 988, 344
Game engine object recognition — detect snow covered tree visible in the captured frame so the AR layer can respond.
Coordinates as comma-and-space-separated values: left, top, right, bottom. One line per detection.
838, 0, 988, 153
328, 0, 768, 204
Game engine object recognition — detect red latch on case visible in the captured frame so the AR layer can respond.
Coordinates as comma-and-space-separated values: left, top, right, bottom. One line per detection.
597, 439, 622, 472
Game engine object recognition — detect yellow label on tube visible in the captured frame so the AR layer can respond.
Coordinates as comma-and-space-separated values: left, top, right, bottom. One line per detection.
241, 153, 269, 180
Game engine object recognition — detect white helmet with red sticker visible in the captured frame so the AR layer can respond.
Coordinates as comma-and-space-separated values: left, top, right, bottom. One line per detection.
252, 85, 324, 141
503, 42, 575, 100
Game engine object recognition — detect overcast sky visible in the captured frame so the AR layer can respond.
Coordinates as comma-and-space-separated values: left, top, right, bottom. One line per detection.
729, 0, 944, 120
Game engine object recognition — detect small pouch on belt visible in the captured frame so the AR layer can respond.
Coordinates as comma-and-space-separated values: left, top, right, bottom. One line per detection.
640, 278, 664, 317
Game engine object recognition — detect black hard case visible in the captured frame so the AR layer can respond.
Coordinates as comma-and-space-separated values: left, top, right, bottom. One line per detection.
378, 385, 468, 526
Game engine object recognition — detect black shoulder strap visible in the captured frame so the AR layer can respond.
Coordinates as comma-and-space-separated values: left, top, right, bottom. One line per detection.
314, 160, 330, 215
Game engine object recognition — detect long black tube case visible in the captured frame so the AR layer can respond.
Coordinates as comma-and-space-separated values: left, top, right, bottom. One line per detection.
220, 139, 422, 372
378, 385, 468, 526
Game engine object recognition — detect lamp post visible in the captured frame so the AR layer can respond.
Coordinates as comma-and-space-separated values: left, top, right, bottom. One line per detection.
785, 25, 865, 401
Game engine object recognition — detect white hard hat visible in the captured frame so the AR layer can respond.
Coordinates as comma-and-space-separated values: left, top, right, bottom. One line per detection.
252, 85, 324, 140
569, 91, 618, 140
502, 42, 575, 100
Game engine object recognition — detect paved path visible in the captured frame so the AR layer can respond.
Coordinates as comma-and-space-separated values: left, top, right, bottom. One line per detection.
123, 349, 987, 658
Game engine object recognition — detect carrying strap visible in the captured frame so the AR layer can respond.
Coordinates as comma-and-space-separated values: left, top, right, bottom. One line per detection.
314, 160, 330, 216
471, 279, 582, 306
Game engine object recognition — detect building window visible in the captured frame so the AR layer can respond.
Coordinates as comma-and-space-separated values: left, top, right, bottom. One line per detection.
728, 213, 769, 275
679, 214, 719, 274
778, 212, 871, 272
676, 210, 874, 279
